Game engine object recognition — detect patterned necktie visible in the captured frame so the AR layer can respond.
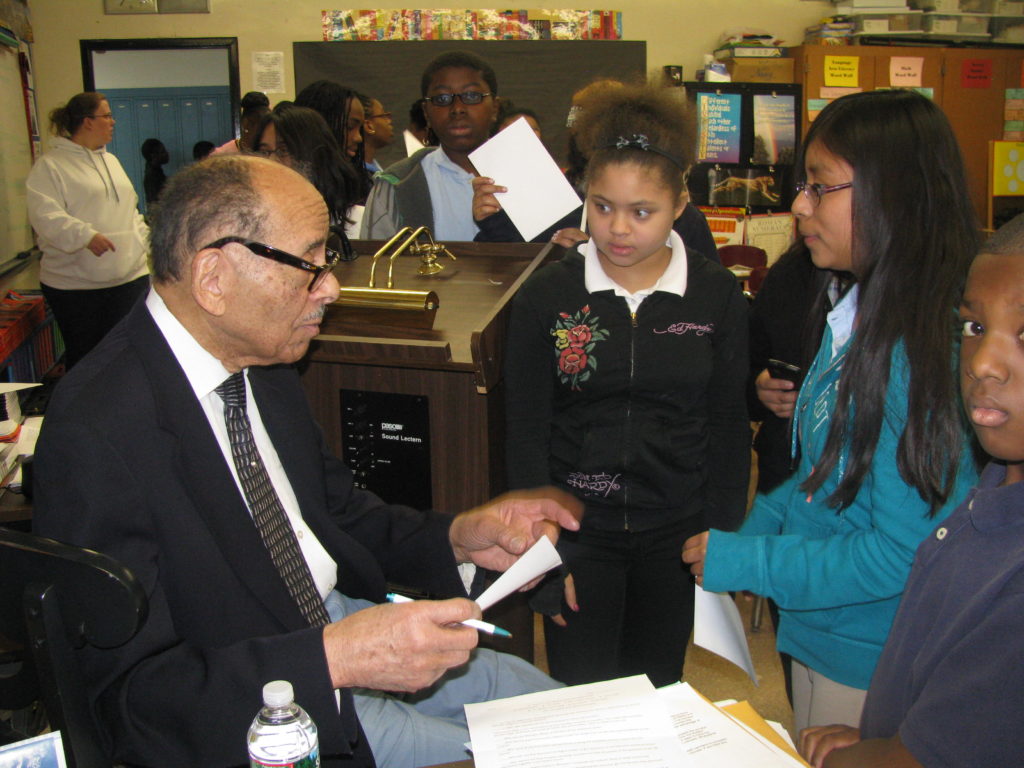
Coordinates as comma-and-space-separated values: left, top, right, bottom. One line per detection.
216, 372, 330, 627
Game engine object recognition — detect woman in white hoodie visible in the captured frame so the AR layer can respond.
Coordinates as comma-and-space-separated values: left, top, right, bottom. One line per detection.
26, 91, 150, 369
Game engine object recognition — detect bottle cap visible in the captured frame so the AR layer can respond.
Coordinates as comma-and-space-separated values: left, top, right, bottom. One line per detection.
262, 680, 294, 708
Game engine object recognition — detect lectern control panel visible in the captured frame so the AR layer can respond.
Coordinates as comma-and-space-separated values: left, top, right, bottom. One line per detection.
340, 389, 432, 510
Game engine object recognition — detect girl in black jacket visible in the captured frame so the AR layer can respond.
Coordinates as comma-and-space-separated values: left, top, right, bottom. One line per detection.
504, 80, 750, 686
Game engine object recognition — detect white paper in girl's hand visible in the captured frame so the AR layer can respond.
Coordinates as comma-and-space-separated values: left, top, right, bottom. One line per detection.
474, 535, 562, 611
694, 586, 758, 684
469, 117, 582, 241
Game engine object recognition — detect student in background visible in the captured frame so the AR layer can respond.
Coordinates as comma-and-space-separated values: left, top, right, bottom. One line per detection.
360, 95, 395, 174
192, 140, 215, 161
251, 103, 362, 230
361, 51, 499, 240
683, 90, 980, 732
800, 213, 1024, 767
406, 98, 433, 149
295, 80, 371, 203
212, 90, 270, 156
140, 137, 168, 207
497, 101, 542, 139
505, 80, 749, 687
26, 91, 150, 369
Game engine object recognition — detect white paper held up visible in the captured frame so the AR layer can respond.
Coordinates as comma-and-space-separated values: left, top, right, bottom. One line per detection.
693, 585, 758, 684
474, 535, 561, 611
469, 117, 582, 241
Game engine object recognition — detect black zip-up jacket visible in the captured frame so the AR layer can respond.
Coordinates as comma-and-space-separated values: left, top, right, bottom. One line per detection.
505, 245, 750, 533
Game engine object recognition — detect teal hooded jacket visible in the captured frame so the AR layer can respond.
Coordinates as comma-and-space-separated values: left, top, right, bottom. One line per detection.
704, 291, 977, 689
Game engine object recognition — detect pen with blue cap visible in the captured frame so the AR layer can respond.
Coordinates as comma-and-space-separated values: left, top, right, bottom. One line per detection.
385, 592, 512, 638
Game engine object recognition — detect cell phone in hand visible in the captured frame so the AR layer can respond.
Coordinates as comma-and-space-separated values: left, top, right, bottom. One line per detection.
766, 358, 803, 384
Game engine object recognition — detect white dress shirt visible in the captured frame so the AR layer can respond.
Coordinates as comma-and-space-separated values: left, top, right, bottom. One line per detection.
145, 288, 338, 600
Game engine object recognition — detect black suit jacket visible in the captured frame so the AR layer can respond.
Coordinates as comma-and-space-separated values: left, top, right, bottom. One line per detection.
32, 299, 467, 767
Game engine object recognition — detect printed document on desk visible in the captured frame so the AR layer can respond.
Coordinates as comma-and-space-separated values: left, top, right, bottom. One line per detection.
465, 675, 685, 767
464, 676, 807, 768
469, 117, 581, 241
659, 683, 806, 767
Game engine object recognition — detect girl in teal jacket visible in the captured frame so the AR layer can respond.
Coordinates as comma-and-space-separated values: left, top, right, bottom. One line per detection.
683, 90, 980, 732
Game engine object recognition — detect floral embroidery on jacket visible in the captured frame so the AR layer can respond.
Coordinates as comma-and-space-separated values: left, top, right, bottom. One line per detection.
551, 305, 609, 390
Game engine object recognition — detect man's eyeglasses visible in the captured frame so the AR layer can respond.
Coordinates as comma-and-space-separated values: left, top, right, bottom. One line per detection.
422, 91, 492, 108
204, 235, 351, 292
795, 181, 853, 207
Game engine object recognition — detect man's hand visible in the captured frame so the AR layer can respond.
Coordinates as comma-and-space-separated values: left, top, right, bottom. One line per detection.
755, 368, 798, 419
323, 598, 480, 691
87, 233, 116, 257
800, 725, 862, 768
471, 176, 507, 222
449, 487, 582, 572
681, 531, 709, 587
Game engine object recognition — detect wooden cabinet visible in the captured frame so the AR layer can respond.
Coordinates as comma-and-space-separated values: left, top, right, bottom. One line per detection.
792, 44, 1024, 227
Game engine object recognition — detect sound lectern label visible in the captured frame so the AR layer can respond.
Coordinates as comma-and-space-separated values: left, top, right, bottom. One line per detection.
340, 389, 432, 510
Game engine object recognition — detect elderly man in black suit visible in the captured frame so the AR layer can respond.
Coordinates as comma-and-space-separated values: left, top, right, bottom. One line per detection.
32, 154, 579, 767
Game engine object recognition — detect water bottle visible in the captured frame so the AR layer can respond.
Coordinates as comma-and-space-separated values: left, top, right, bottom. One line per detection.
247, 680, 320, 768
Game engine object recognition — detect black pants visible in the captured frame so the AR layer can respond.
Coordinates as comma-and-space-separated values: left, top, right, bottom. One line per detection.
42, 275, 150, 370
544, 516, 702, 687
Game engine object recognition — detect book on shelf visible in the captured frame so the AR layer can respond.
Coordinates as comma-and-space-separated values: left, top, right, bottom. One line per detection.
835, 0, 909, 6
714, 45, 789, 60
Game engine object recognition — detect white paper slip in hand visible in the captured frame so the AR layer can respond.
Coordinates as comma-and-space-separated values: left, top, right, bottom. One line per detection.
694, 585, 758, 684
469, 117, 582, 242
474, 535, 561, 611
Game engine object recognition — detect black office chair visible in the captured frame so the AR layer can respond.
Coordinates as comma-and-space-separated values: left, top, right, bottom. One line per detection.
0, 527, 147, 768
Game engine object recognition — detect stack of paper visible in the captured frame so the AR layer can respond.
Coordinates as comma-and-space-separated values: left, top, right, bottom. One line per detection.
465, 676, 809, 767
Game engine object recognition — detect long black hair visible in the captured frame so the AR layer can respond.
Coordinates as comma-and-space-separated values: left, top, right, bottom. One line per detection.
799, 89, 979, 514
252, 104, 361, 225
294, 80, 371, 201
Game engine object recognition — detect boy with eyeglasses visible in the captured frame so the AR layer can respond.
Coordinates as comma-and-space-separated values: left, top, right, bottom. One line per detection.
360, 51, 499, 240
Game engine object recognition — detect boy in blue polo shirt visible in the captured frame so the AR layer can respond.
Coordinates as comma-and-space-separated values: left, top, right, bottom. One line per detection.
799, 213, 1024, 766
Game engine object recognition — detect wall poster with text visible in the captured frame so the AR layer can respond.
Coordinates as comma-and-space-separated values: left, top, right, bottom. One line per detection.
697, 91, 741, 164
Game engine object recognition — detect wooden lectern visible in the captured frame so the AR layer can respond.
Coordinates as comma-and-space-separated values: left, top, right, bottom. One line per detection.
300, 238, 555, 660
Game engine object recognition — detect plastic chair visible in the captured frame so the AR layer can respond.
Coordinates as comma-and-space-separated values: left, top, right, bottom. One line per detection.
0, 527, 147, 768
746, 265, 770, 295
717, 244, 768, 269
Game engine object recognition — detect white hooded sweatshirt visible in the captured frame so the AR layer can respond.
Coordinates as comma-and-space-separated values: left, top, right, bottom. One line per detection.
26, 136, 150, 290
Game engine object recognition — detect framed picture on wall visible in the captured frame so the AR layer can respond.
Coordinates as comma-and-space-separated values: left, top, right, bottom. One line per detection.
685, 81, 802, 214
104, 0, 158, 14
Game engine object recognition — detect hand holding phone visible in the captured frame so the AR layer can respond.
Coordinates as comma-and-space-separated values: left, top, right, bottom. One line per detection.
766, 358, 803, 384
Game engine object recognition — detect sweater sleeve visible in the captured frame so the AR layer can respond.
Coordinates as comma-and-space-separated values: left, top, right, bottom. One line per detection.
360, 176, 401, 240
702, 276, 751, 532
473, 208, 525, 242
474, 206, 585, 245
26, 158, 98, 253
703, 373, 971, 610
504, 274, 556, 490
